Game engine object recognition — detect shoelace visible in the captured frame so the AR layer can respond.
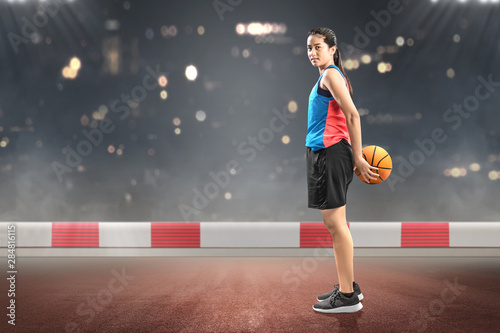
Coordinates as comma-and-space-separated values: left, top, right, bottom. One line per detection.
330, 282, 340, 293
329, 289, 342, 306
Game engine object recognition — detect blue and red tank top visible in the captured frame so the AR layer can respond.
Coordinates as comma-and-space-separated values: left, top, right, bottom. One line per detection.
306, 64, 350, 151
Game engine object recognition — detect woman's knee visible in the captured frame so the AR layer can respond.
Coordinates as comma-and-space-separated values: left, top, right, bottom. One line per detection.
323, 221, 338, 236
322, 207, 347, 234
324, 221, 348, 238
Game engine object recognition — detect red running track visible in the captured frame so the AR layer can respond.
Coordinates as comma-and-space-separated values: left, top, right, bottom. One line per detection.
1, 257, 499, 332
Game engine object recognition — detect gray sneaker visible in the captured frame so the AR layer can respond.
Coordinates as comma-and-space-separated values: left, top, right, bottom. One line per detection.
313, 289, 363, 314
317, 281, 364, 302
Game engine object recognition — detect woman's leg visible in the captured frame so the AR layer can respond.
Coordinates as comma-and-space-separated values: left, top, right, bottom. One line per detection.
321, 205, 354, 294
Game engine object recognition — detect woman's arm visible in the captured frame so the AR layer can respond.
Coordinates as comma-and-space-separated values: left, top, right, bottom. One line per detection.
322, 69, 379, 182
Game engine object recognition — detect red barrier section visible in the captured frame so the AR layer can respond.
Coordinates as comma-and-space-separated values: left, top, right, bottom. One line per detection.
401, 222, 449, 247
51, 222, 99, 247
151, 222, 200, 247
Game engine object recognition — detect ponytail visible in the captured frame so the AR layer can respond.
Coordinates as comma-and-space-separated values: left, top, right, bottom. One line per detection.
333, 48, 353, 98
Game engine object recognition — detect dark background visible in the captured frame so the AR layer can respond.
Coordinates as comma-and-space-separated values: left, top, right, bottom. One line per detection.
0, 0, 499, 222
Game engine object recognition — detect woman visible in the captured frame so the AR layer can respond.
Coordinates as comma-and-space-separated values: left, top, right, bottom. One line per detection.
306, 27, 378, 314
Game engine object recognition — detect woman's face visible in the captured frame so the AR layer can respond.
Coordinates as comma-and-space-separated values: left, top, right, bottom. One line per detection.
307, 34, 336, 68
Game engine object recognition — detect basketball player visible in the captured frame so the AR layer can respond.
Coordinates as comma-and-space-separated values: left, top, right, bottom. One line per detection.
306, 27, 378, 313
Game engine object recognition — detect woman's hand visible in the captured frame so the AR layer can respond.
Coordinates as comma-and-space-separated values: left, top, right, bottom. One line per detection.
353, 157, 379, 183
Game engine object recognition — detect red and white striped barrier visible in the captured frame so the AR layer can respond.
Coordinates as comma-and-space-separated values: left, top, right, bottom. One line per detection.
1, 222, 499, 248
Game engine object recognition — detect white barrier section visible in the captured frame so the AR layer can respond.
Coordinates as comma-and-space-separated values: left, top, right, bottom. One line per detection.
0, 223, 12, 247
201, 222, 299, 247
350, 222, 401, 247
450, 222, 500, 247
3, 222, 52, 247
99, 222, 151, 247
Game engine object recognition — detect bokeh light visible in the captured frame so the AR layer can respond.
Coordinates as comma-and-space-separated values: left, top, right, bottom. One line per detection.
377, 62, 387, 73
361, 54, 371, 64
236, 24, 245, 35
450, 167, 460, 178
185, 65, 198, 81
196, 110, 206, 122
469, 163, 480, 172
235, 22, 287, 35
158, 75, 168, 87
62, 56, 81, 79
80, 115, 89, 126
70, 57, 81, 70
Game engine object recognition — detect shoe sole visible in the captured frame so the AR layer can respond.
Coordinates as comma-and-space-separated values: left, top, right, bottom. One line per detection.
317, 292, 364, 302
312, 302, 363, 314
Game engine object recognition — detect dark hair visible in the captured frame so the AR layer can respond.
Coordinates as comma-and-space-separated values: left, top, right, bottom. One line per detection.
307, 27, 353, 98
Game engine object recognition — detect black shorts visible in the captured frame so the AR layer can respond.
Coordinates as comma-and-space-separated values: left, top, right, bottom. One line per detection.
306, 139, 354, 210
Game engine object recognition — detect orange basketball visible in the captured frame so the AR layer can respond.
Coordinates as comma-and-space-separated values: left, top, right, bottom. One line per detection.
356, 145, 392, 184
